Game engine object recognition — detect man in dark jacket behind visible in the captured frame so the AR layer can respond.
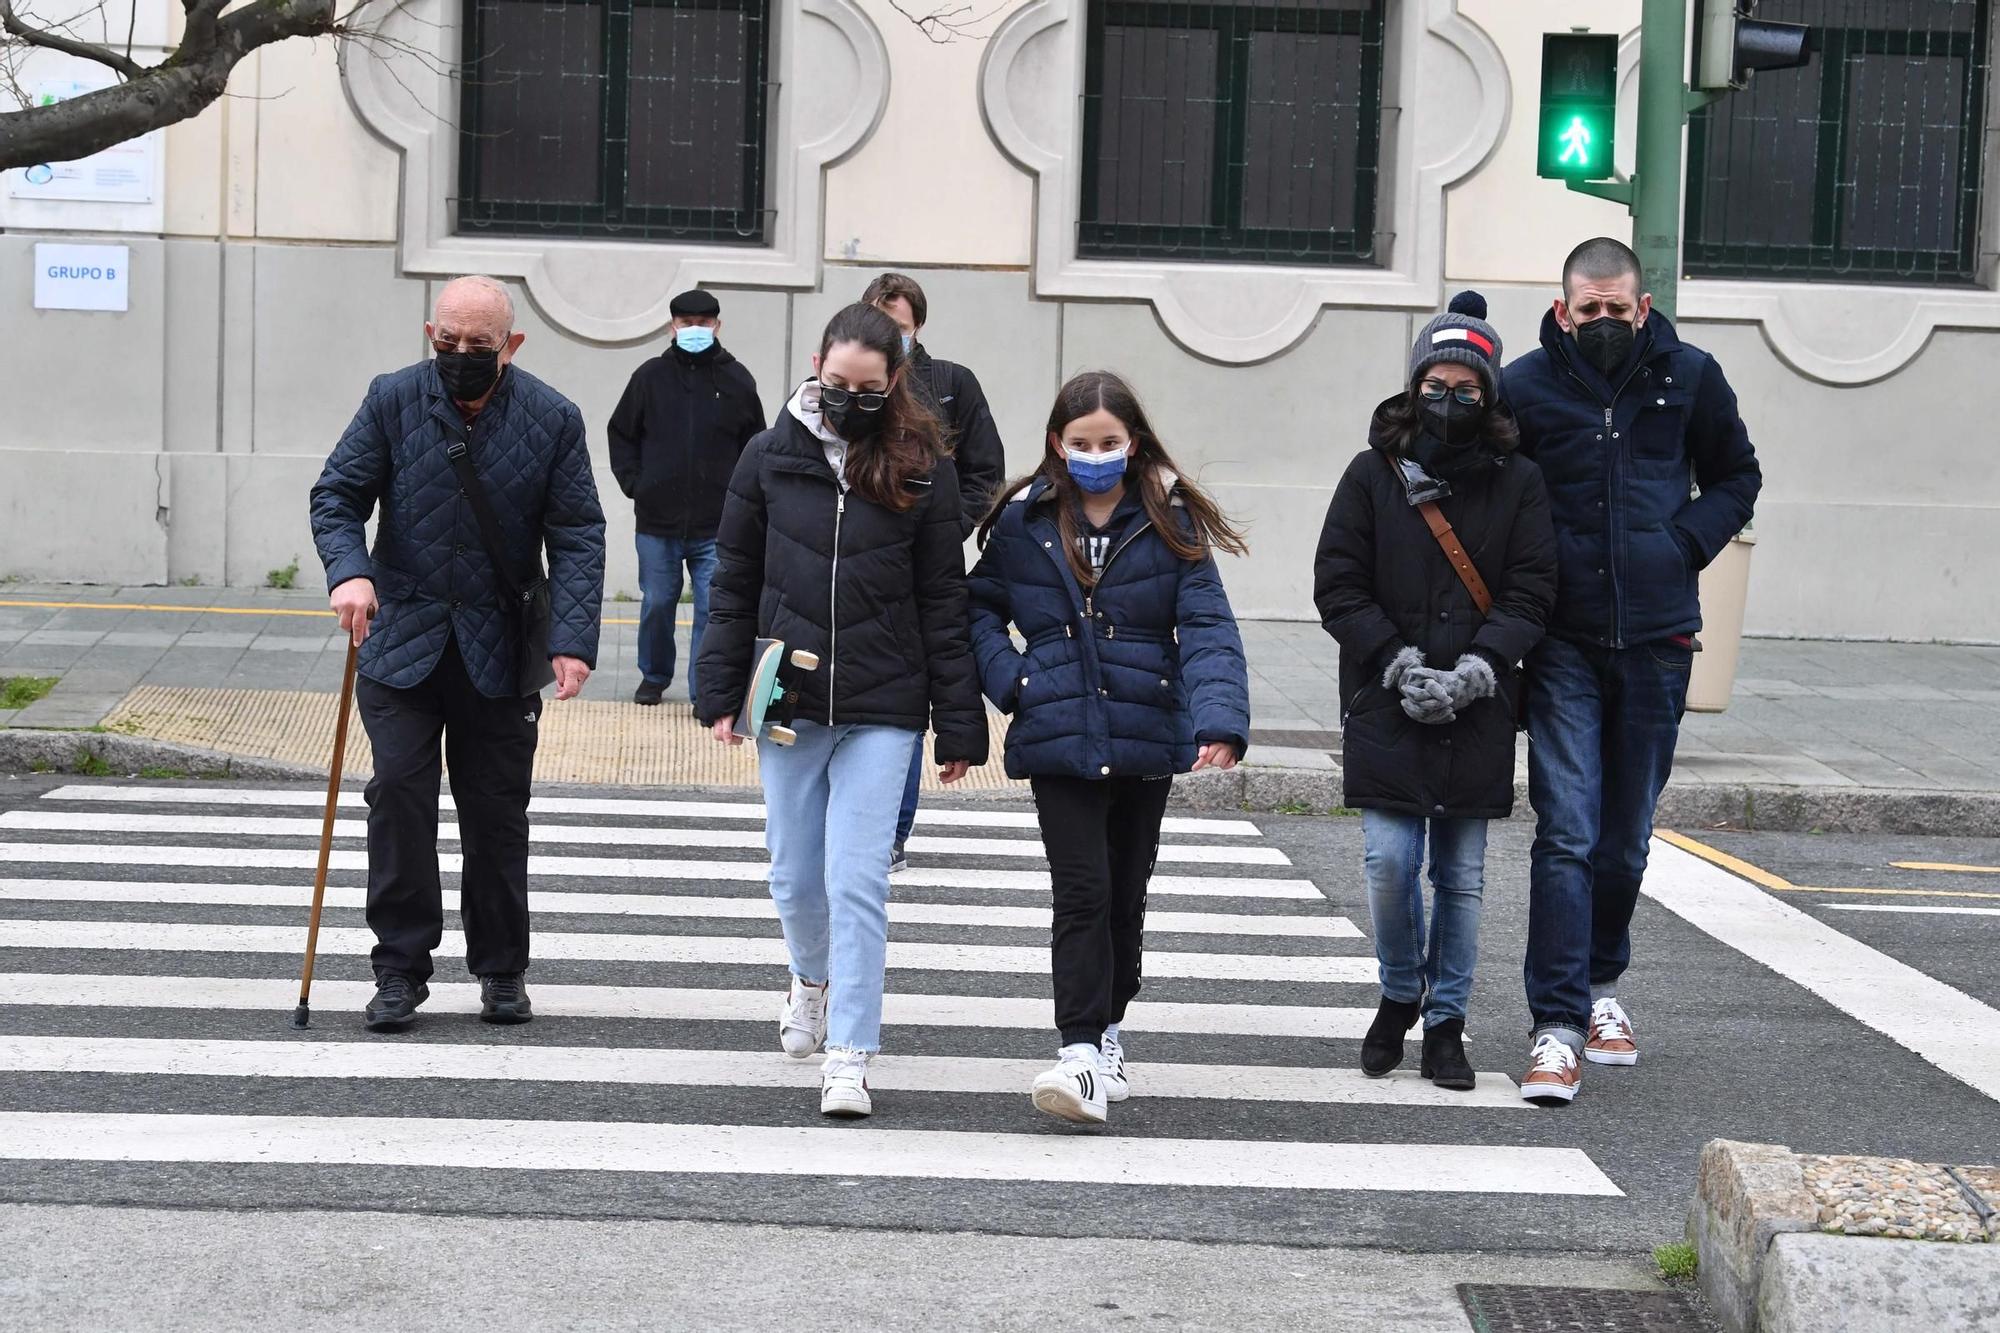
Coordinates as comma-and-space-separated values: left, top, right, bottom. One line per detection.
862, 271, 1008, 871
1504, 238, 1762, 1107
608, 289, 766, 709
310, 274, 606, 1033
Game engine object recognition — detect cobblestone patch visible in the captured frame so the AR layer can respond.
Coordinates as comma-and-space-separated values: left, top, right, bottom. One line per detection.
1801, 1154, 1996, 1243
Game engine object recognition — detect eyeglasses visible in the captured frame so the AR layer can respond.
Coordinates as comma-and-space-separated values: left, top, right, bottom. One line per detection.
1418, 379, 1485, 406
432, 337, 504, 356
817, 383, 888, 413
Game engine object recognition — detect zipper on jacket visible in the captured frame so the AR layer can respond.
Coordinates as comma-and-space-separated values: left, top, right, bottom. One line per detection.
828, 489, 845, 725
1082, 520, 1153, 637
1563, 359, 1648, 651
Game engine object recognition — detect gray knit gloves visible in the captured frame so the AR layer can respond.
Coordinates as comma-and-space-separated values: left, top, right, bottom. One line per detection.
1399, 653, 1497, 726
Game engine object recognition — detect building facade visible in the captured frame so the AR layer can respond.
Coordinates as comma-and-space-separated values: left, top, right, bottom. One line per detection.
1, 0, 1995, 641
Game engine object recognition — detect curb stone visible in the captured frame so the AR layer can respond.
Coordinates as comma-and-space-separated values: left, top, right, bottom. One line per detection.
0, 732, 323, 782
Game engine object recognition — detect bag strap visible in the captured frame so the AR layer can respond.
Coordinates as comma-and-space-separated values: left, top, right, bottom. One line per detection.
444, 431, 540, 604
1386, 452, 1492, 615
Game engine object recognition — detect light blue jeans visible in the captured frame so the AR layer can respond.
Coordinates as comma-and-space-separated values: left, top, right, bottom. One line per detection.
759, 720, 922, 1053
1361, 810, 1489, 1028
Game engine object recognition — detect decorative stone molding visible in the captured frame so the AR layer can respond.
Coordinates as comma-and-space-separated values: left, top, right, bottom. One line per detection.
341, 0, 889, 343
978, 0, 1510, 364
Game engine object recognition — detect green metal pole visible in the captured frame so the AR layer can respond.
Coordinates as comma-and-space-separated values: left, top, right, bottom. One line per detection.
1632, 0, 1691, 320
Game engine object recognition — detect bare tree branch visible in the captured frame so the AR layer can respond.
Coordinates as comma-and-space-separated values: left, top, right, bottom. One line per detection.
0, 0, 146, 78
884, 0, 1001, 44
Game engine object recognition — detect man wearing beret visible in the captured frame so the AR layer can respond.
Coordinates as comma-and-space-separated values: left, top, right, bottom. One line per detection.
609, 289, 768, 709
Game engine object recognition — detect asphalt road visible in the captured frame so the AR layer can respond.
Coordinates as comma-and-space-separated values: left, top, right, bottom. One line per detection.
0, 773, 1994, 1320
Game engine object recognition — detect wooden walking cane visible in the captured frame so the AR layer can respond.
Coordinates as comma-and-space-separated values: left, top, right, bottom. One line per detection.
291, 639, 360, 1030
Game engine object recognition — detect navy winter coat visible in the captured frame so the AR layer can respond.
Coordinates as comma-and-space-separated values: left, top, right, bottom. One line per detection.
310, 361, 607, 698
1505, 309, 1761, 647
968, 478, 1250, 781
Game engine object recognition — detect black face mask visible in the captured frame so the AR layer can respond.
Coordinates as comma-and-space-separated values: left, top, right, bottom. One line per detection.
436, 349, 502, 402
1409, 396, 1488, 476
821, 393, 888, 443
1572, 316, 1637, 378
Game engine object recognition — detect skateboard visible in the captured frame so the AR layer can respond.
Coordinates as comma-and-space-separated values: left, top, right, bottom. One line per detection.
741, 638, 821, 745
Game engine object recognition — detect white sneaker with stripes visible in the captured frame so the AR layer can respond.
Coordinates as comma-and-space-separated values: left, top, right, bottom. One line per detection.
777, 977, 827, 1060
1099, 1030, 1132, 1103
1031, 1044, 1109, 1124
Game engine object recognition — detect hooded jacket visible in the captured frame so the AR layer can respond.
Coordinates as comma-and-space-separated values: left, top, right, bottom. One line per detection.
1314, 399, 1557, 818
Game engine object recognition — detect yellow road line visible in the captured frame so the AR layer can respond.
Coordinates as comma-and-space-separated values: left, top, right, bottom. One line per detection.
1659, 830, 2000, 900
1893, 861, 2000, 875
0, 598, 669, 627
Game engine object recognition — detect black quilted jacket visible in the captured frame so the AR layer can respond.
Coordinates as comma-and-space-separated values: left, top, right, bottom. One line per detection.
309, 360, 607, 698
695, 409, 989, 765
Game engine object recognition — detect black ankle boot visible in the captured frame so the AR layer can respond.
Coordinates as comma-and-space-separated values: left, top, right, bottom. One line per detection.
1420, 1018, 1476, 1090
1360, 995, 1422, 1077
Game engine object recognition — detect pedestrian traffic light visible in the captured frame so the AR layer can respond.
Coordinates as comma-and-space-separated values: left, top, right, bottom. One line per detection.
1537, 33, 1619, 182
1693, 0, 1810, 91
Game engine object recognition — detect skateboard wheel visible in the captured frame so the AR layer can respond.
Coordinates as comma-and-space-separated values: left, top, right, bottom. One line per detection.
789, 650, 820, 670
769, 726, 798, 746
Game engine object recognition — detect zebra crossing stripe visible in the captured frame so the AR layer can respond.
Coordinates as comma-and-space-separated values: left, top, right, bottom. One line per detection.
34, 786, 1261, 836
0, 880, 1359, 939
0, 1035, 1529, 1107
0, 1111, 1622, 1195
0, 974, 1375, 1038
0, 845, 1322, 900
0, 920, 1373, 983
0, 811, 1287, 865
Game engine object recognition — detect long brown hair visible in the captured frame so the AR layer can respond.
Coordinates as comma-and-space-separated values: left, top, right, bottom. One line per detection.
817, 302, 944, 513
977, 370, 1248, 587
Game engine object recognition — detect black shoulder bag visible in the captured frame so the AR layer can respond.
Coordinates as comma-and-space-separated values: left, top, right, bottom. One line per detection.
446, 434, 557, 695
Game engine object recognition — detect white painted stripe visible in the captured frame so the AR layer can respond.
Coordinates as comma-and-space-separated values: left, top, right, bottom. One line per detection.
36, 786, 1261, 837
0, 1035, 1525, 1107
0, 879, 1357, 939
0, 920, 1369, 983
1821, 903, 2000, 919
0, 812, 1288, 865
0, 845, 1321, 900
0, 1112, 1620, 1195
1643, 838, 2000, 1105
0, 973, 1373, 1038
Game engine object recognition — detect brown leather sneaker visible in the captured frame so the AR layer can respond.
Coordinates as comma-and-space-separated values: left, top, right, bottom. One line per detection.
1585, 997, 1639, 1066
1520, 1034, 1581, 1106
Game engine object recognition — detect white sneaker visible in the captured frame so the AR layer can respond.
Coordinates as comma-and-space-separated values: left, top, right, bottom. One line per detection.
1098, 1031, 1131, 1103
820, 1049, 872, 1118
778, 977, 828, 1060
1031, 1045, 1108, 1124
1585, 996, 1639, 1066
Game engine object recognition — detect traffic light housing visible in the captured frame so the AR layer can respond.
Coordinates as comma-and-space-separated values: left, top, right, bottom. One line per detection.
1537, 33, 1619, 182
1693, 0, 1811, 91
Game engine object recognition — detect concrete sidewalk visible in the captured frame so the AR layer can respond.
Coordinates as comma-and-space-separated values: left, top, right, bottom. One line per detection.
4, 584, 1999, 828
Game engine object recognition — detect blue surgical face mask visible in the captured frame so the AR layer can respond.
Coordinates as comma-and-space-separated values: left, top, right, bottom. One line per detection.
1064, 445, 1128, 495
900, 333, 914, 356
674, 325, 716, 355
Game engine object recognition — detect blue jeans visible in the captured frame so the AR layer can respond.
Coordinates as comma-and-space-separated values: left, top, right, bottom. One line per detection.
1361, 811, 1489, 1027
635, 534, 716, 703
758, 721, 922, 1053
1524, 635, 1692, 1048
895, 738, 925, 846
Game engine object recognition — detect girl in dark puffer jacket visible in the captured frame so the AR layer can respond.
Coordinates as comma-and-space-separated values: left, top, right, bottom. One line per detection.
969, 371, 1251, 1126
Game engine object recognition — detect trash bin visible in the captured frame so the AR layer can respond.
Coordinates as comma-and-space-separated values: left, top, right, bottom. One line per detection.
1687, 531, 1757, 714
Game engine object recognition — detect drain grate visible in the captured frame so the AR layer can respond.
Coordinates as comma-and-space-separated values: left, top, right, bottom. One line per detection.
1458, 1284, 1714, 1333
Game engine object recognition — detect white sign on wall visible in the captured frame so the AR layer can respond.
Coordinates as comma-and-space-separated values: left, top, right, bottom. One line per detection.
7, 76, 159, 205
34, 243, 131, 312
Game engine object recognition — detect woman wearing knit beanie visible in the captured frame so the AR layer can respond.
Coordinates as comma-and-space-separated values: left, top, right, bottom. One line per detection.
1311, 291, 1558, 1091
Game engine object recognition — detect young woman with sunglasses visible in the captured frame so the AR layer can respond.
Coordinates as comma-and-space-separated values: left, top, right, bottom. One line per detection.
1312, 292, 1556, 1091
697, 302, 988, 1118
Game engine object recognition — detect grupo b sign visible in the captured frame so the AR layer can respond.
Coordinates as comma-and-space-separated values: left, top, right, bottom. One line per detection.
35, 243, 130, 312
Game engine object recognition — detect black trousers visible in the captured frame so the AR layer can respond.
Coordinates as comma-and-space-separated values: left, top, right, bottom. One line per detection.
1031, 774, 1173, 1047
356, 636, 542, 984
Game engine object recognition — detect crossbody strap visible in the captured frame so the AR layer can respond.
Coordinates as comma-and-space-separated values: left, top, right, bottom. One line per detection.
444, 432, 539, 604
1386, 452, 1492, 616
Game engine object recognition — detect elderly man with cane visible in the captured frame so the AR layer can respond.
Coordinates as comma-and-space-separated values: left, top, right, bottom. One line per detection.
308, 274, 606, 1033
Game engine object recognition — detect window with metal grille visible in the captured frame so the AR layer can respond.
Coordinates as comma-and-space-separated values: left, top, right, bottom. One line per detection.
457, 0, 772, 245
1686, 0, 1991, 285
1078, 0, 1387, 266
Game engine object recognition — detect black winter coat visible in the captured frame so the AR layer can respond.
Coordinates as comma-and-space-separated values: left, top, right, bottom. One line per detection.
1505, 309, 1761, 648
607, 344, 766, 541
695, 407, 990, 766
310, 361, 606, 698
1314, 405, 1557, 819
908, 344, 1007, 537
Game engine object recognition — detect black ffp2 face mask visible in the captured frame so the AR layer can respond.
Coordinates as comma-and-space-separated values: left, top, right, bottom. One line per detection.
436, 348, 502, 402
1572, 315, 1637, 378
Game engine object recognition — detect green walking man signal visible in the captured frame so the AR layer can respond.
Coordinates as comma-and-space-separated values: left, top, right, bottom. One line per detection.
1537, 33, 1619, 182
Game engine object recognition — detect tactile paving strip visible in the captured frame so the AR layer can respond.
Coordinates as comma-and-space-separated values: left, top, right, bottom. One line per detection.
103, 686, 1023, 791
